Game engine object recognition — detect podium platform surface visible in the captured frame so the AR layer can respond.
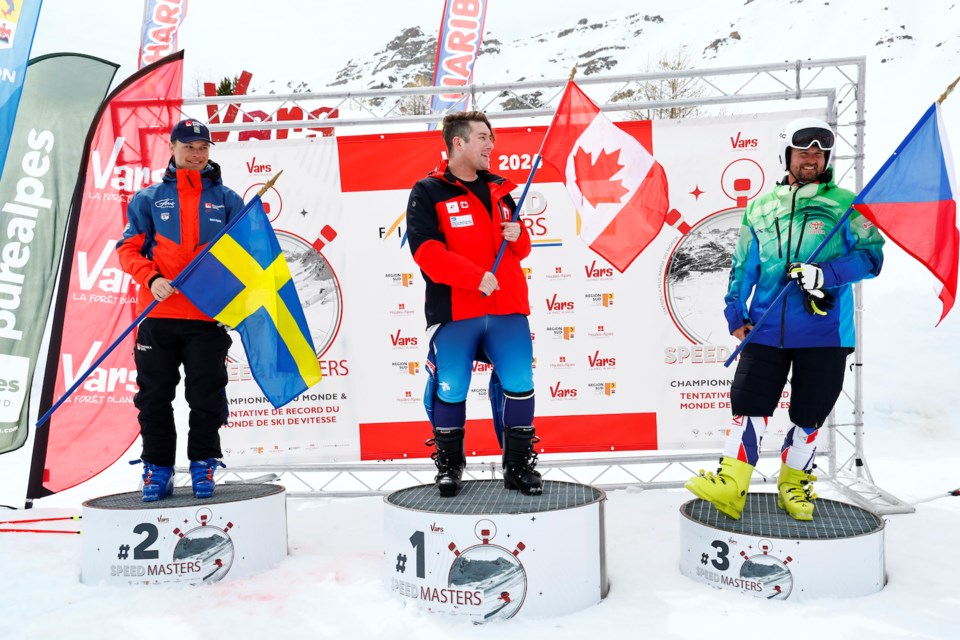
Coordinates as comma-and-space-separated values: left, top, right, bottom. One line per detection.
681, 493, 884, 539
84, 483, 284, 510
387, 479, 603, 514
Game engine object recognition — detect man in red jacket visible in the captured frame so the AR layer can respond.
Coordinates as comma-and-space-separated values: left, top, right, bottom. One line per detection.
406, 111, 542, 497
117, 119, 244, 502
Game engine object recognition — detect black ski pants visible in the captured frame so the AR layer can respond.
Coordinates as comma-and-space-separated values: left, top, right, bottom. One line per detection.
731, 342, 851, 430
133, 318, 232, 466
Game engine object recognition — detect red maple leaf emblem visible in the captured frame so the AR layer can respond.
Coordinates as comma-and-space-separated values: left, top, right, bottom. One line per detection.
573, 147, 629, 208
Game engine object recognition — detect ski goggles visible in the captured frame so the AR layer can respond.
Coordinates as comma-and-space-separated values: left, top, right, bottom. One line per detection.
790, 127, 835, 151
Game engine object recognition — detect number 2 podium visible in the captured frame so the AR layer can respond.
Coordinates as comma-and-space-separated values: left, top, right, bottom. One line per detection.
383, 479, 608, 622
80, 484, 287, 585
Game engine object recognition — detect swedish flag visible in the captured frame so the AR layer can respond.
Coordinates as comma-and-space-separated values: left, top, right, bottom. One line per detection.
178, 198, 321, 408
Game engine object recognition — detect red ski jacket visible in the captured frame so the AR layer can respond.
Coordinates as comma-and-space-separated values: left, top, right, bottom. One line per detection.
406, 163, 531, 327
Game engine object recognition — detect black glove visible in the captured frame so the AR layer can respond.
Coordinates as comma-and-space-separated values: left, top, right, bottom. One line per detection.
800, 288, 834, 316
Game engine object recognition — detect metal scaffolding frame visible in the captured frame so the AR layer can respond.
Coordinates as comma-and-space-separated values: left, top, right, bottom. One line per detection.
181, 57, 913, 514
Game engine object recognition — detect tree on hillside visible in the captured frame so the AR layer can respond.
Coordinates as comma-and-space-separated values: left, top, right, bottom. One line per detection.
614, 48, 708, 120
397, 73, 433, 116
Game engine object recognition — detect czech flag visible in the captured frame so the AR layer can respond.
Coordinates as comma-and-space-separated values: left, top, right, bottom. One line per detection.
853, 102, 958, 324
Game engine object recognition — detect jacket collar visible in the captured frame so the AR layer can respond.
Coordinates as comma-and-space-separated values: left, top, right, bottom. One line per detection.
163, 158, 223, 184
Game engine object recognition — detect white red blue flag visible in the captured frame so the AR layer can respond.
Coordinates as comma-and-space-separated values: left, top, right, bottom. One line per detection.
540, 81, 670, 272
429, 0, 488, 122
852, 102, 958, 323
137, 0, 188, 68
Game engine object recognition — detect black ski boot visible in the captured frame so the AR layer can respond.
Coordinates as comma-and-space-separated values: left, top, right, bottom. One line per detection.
426, 428, 466, 497
502, 427, 543, 495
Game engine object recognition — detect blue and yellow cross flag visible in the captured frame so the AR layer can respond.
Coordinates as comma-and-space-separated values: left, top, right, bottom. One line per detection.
178, 197, 322, 408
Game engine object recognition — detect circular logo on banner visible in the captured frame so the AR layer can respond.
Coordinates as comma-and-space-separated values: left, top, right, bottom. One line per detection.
721, 159, 765, 205
663, 208, 744, 344
243, 184, 284, 223
226, 229, 343, 364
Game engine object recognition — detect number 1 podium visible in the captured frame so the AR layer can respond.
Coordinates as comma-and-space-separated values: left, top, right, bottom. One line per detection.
384, 479, 608, 622
80, 484, 287, 585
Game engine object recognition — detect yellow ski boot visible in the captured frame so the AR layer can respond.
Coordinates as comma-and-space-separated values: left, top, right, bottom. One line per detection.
777, 464, 817, 521
685, 456, 754, 520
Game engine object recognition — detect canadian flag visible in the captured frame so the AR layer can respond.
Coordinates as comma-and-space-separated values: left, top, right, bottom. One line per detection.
540, 81, 669, 272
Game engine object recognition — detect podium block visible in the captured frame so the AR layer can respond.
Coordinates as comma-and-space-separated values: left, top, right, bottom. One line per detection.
81, 484, 287, 585
384, 480, 608, 622
680, 494, 885, 599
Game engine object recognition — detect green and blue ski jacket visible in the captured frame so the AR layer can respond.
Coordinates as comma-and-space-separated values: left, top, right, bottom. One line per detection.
723, 178, 884, 348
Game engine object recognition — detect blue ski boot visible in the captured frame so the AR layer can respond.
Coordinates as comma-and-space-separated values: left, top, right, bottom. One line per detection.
190, 458, 226, 499
131, 460, 175, 502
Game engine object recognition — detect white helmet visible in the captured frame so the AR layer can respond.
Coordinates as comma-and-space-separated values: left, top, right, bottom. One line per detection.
778, 117, 835, 171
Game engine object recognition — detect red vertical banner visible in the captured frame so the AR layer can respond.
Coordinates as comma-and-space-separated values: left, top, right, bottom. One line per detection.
429, 0, 489, 121
28, 52, 184, 498
138, 0, 188, 68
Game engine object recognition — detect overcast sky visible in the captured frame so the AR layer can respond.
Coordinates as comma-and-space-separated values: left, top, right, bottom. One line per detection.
31, 0, 620, 93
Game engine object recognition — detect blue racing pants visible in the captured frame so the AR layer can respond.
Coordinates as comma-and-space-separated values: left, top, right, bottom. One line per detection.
424, 314, 535, 436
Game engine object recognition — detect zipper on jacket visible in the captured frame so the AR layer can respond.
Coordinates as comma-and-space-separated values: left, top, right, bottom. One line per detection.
187, 171, 199, 250
779, 185, 802, 346
774, 219, 783, 258
794, 211, 810, 260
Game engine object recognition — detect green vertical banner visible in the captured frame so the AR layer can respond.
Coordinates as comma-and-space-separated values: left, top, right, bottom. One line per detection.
0, 54, 117, 454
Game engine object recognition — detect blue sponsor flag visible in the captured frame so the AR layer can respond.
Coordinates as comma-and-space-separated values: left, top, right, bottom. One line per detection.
178, 198, 322, 408
0, 0, 43, 174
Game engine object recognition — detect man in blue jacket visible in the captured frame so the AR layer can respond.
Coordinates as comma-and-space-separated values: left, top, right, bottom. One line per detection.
118, 119, 244, 502
686, 117, 884, 520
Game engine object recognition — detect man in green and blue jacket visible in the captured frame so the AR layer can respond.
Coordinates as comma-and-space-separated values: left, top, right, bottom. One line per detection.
687, 117, 884, 521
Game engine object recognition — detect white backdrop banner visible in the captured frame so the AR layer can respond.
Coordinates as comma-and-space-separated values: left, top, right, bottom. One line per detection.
191, 110, 820, 466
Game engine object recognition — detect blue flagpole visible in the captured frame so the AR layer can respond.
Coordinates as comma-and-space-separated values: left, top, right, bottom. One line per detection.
489, 154, 542, 275
35, 173, 281, 427
487, 79, 574, 278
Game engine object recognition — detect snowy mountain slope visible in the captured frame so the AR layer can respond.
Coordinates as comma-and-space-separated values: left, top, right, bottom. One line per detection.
239, 0, 960, 181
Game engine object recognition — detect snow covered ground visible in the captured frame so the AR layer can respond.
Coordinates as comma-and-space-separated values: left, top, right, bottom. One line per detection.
1, 410, 958, 640
1, 285, 958, 638
2, 2, 959, 638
